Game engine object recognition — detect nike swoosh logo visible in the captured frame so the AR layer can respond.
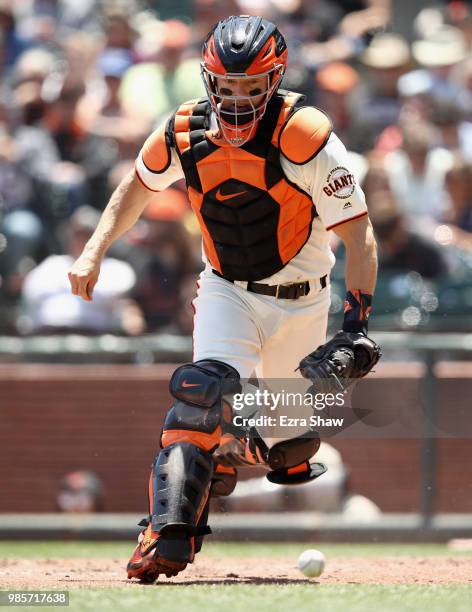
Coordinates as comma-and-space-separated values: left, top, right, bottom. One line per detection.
215, 188, 247, 202
182, 381, 201, 388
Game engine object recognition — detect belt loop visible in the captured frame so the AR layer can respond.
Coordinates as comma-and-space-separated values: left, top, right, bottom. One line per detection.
234, 279, 247, 290
275, 284, 281, 299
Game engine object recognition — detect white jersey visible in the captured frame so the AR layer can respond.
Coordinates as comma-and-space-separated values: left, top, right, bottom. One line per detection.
136, 118, 368, 284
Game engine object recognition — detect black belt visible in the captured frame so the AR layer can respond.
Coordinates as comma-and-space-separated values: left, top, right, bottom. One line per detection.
212, 270, 327, 300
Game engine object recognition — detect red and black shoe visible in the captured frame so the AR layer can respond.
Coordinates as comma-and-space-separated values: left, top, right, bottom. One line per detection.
126, 520, 187, 583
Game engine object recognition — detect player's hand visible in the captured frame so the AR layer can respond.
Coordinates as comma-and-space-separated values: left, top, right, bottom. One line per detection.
68, 253, 102, 302
213, 436, 254, 467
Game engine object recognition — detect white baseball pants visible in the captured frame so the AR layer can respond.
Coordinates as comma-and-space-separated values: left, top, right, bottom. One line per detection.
192, 270, 330, 379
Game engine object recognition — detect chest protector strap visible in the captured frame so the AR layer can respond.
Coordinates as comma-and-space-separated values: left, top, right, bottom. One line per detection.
171, 91, 318, 282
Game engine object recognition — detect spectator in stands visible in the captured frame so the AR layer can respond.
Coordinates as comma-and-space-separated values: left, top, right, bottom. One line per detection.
0, 2, 31, 70
102, 9, 136, 54
21, 205, 143, 334
374, 69, 436, 154
11, 48, 57, 125
376, 72, 472, 159
17, 0, 102, 35
125, 188, 201, 333
352, 32, 411, 151
261, 0, 391, 67
361, 153, 392, 202
369, 191, 447, 280
41, 73, 126, 212
384, 120, 453, 228
193, 0, 241, 44
56, 470, 103, 513
313, 61, 360, 150
430, 100, 472, 161
120, 18, 204, 123
61, 30, 102, 84
76, 48, 148, 160
412, 25, 468, 106
0, 121, 40, 299
450, 55, 472, 120
443, 156, 472, 233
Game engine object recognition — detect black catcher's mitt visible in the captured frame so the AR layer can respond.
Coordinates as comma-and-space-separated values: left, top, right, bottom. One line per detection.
298, 331, 381, 394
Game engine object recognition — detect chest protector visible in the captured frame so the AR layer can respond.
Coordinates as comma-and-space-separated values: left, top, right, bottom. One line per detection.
168, 90, 317, 281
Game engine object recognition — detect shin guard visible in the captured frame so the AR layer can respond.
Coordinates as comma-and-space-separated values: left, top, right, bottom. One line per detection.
150, 442, 213, 564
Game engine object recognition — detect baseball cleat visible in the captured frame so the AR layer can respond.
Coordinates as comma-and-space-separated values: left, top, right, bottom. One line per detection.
126, 523, 187, 583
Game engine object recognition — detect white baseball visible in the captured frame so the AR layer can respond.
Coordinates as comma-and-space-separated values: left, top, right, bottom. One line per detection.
297, 549, 326, 578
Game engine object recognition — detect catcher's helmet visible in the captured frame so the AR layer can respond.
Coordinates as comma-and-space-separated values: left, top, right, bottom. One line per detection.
201, 15, 288, 146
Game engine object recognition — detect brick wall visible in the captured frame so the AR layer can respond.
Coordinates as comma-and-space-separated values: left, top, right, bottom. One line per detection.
0, 363, 470, 513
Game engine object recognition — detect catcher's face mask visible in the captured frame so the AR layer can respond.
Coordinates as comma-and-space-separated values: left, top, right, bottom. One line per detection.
201, 15, 288, 146
200, 65, 285, 146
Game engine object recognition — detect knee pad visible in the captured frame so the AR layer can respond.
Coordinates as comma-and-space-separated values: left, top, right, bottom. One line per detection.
170, 359, 240, 408
162, 359, 240, 452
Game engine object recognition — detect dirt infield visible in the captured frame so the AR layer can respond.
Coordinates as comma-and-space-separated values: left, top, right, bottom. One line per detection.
1, 556, 471, 588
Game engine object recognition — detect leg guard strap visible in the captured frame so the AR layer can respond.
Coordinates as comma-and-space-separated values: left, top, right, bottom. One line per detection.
211, 464, 237, 497
267, 460, 327, 485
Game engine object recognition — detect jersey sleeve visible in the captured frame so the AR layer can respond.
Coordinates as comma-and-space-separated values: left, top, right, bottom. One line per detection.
281, 132, 368, 231
135, 118, 185, 191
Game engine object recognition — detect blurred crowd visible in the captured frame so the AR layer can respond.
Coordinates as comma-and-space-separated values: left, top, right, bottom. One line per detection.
1, 0, 472, 335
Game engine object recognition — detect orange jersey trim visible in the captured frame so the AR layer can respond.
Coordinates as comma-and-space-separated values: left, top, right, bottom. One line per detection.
134, 163, 161, 192
326, 211, 368, 231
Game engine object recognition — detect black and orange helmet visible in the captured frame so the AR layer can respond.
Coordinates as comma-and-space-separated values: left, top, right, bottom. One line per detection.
201, 15, 288, 146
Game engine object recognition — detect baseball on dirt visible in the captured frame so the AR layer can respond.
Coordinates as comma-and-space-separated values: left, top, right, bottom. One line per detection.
297, 549, 326, 577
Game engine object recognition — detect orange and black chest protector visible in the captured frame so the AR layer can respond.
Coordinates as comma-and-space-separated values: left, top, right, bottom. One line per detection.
167, 90, 318, 282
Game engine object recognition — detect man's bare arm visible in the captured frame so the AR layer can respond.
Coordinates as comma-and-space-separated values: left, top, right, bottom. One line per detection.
332, 214, 378, 295
83, 170, 153, 259
68, 170, 153, 301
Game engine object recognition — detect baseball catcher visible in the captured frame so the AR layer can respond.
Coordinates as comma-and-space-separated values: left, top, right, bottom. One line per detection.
68, 15, 380, 582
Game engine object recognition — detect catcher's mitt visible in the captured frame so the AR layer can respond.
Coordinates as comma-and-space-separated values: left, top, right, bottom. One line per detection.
298, 331, 381, 394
